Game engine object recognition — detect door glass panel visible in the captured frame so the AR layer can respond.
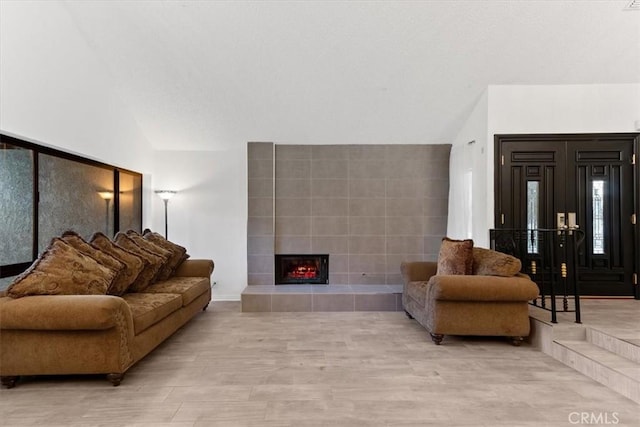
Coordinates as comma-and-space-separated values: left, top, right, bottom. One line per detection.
0, 144, 34, 265
592, 180, 604, 255
527, 181, 539, 253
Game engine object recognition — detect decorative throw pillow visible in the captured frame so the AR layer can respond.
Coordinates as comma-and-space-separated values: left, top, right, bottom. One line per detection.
113, 232, 164, 291
436, 237, 474, 275
142, 229, 190, 279
472, 247, 522, 277
6, 238, 114, 298
124, 230, 173, 281
90, 232, 145, 294
62, 231, 128, 296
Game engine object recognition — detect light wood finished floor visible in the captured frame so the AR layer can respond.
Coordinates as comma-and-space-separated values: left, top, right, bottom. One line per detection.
1, 301, 638, 426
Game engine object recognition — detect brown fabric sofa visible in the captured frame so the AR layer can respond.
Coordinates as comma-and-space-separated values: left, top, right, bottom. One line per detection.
401, 258, 539, 346
0, 259, 213, 388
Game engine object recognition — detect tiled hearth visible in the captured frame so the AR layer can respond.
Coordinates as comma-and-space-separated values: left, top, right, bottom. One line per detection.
241, 284, 403, 312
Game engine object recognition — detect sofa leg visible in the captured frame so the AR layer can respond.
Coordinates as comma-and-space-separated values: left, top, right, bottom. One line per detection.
106, 373, 124, 386
404, 310, 414, 319
510, 337, 524, 346
202, 302, 210, 311
1, 376, 19, 389
430, 333, 444, 345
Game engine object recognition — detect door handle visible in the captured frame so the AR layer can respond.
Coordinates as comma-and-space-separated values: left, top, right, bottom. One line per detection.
567, 212, 579, 236
557, 212, 566, 234
567, 212, 578, 231
557, 212, 579, 232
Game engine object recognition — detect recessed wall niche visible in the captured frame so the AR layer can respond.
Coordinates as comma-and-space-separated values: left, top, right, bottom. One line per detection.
247, 142, 451, 286
0, 134, 143, 290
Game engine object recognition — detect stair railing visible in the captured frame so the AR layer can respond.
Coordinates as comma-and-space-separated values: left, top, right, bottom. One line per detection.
489, 228, 585, 324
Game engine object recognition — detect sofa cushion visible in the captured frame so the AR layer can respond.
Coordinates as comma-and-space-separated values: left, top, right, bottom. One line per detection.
406, 280, 429, 307
62, 231, 128, 296
7, 238, 114, 298
141, 276, 210, 307
436, 237, 473, 275
472, 247, 522, 277
90, 232, 145, 293
143, 230, 190, 279
114, 232, 164, 292
125, 230, 173, 281
121, 293, 182, 335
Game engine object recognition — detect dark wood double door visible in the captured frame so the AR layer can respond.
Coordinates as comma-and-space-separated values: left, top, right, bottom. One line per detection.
496, 134, 638, 297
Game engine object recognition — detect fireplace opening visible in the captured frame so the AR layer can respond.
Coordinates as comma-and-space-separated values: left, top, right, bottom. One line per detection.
275, 254, 329, 285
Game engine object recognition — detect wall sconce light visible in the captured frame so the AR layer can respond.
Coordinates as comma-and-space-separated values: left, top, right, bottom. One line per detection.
98, 191, 114, 235
155, 190, 177, 239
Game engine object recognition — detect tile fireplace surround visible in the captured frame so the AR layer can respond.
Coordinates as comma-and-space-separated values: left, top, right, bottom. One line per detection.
244, 142, 450, 312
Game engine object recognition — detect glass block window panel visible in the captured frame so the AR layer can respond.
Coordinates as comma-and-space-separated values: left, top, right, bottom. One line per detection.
119, 170, 143, 233
0, 144, 34, 265
527, 181, 539, 254
38, 154, 114, 251
592, 180, 605, 255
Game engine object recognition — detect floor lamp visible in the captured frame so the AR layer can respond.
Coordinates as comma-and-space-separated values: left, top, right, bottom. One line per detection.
155, 190, 177, 239
98, 191, 114, 236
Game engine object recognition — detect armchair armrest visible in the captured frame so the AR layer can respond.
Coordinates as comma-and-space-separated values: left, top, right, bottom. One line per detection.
427, 275, 539, 302
174, 259, 214, 278
400, 261, 438, 283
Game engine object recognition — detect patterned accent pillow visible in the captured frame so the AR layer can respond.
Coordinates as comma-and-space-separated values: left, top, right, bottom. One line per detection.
124, 230, 173, 281
61, 231, 128, 295
90, 232, 145, 294
436, 237, 474, 275
472, 247, 522, 277
7, 238, 114, 298
114, 232, 163, 292
142, 229, 190, 279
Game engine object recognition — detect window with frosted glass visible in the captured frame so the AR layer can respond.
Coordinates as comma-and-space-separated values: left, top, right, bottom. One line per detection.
0, 276, 17, 291
0, 144, 34, 265
1, 135, 145, 289
592, 180, 604, 255
38, 154, 114, 250
119, 170, 143, 233
527, 181, 539, 254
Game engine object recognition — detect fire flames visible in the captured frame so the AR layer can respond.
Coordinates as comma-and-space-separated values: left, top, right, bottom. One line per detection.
287, 263, 318, 279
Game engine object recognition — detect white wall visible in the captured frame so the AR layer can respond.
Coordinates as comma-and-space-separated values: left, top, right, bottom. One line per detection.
152, 148, 248, 301
449, 84, 640, 247
0, 0, 245, 297
0, 1, 153, 174
447, 90, 488, 243
0, 0, 156, 236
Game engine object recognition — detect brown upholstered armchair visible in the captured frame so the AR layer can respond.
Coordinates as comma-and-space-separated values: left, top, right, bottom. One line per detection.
401, 249, 539, 346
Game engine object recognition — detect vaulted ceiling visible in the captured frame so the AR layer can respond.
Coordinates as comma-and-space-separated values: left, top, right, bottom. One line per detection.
7, 1, 640, 150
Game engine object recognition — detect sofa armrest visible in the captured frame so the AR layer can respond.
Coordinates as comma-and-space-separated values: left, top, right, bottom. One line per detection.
427, 275, 539, 302
0, 295, 132, 330
400, 261, 438, 283
174, 259, 214, 278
